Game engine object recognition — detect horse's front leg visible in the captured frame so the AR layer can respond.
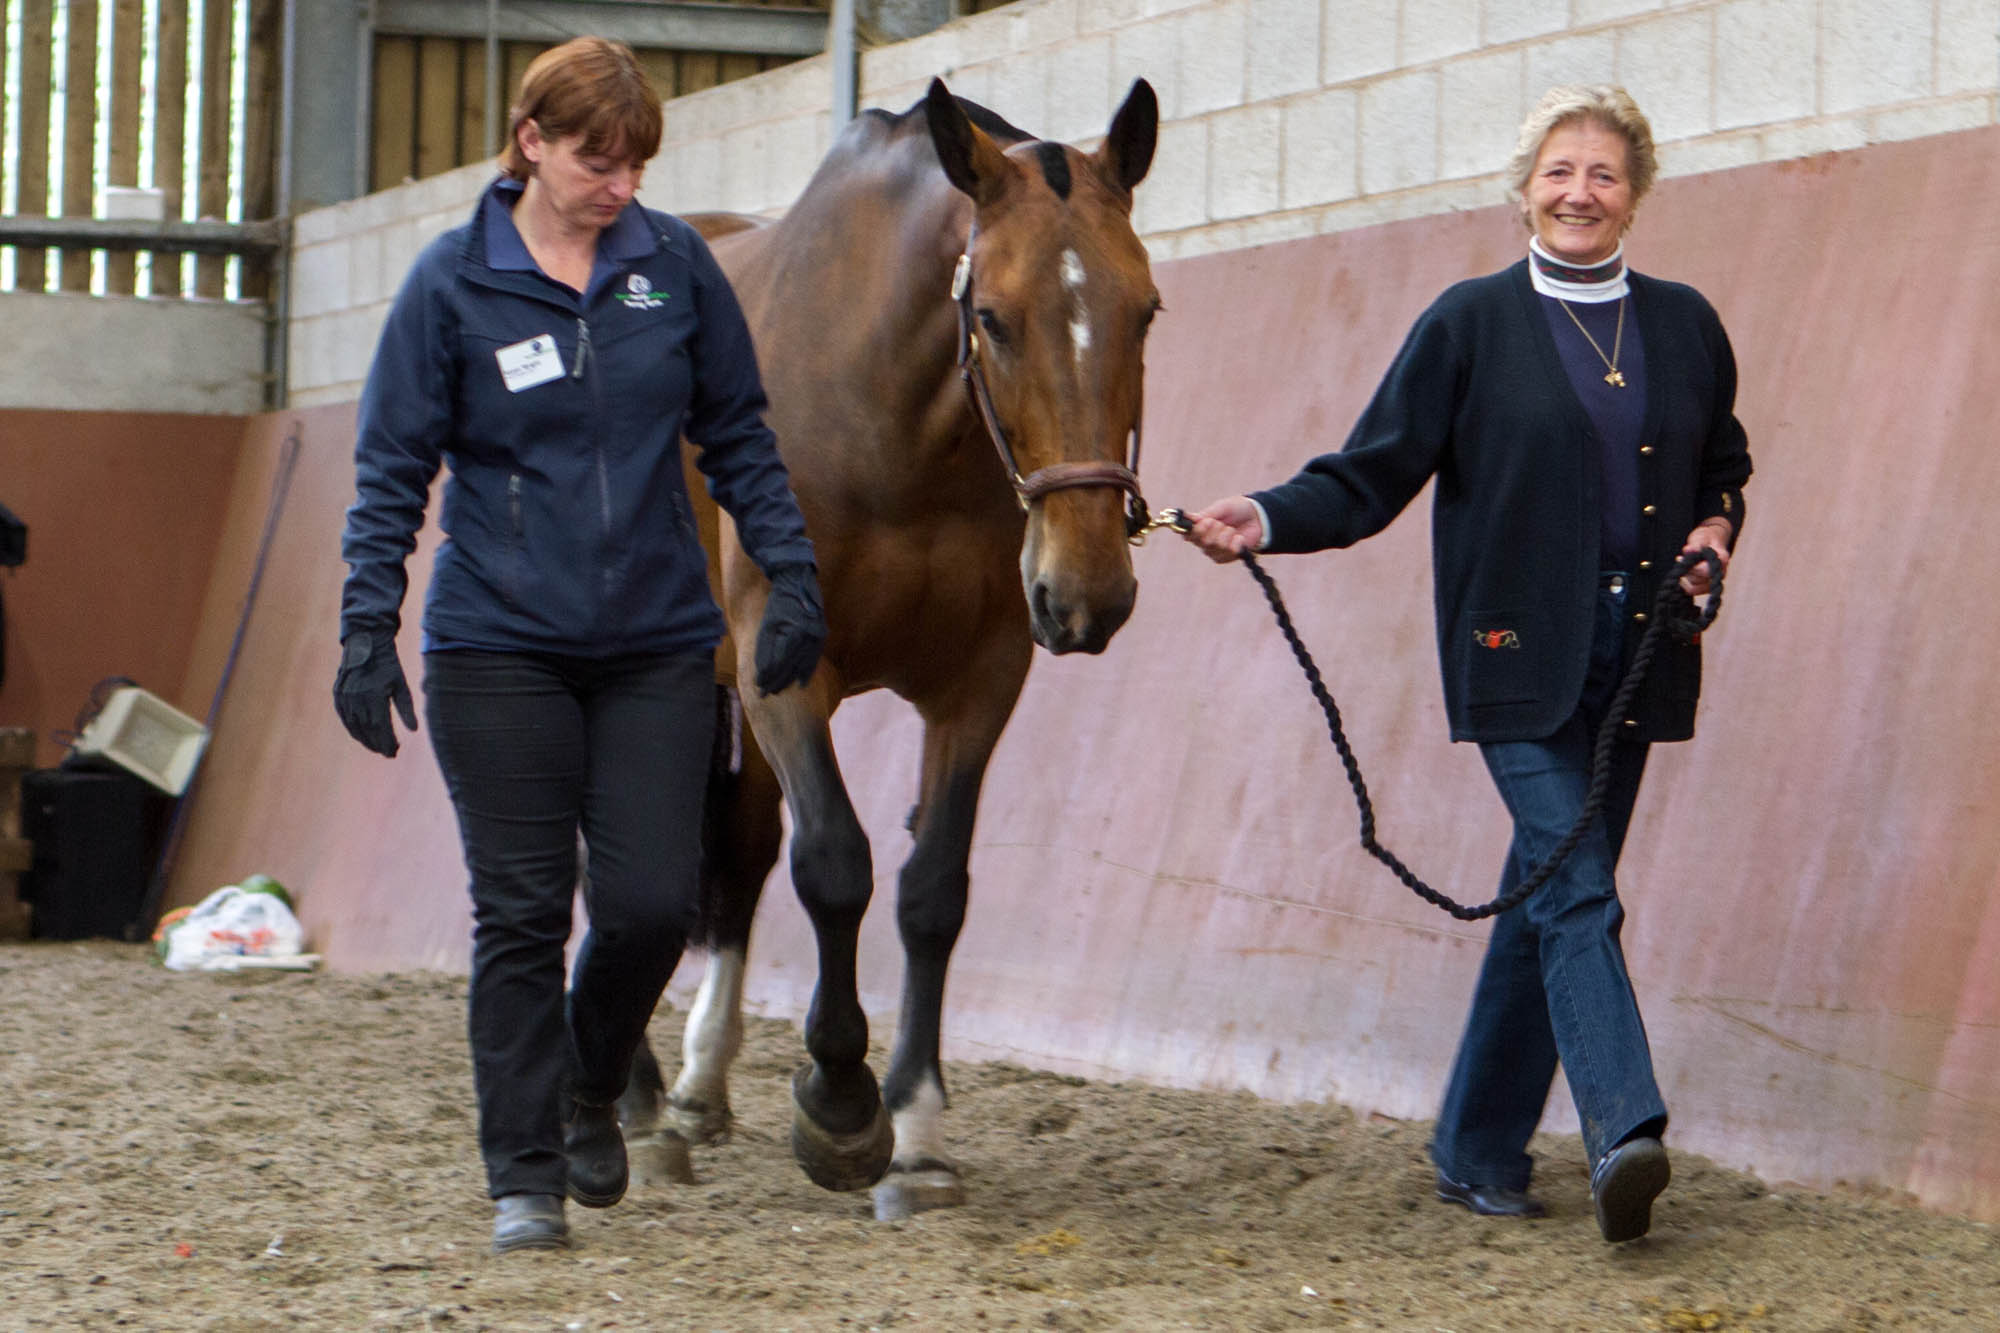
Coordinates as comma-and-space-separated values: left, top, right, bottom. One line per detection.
746, 684, 894, 1191
873, 682, 1019, 1220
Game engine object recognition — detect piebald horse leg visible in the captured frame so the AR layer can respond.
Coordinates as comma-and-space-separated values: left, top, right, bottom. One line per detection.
872, 686, 1018, 1220
747, 683, 894, 1192
667, 721, 784, 1146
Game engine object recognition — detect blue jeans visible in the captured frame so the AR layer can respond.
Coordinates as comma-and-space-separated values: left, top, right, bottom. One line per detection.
1429, 582, 1668, 1190
423, 649, 716, 1198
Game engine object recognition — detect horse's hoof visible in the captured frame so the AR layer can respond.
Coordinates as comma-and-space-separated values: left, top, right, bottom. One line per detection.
871, 1163, 966, 1220
789, 1067, 894, 1192
628, 1129, 696, 1187
666, 1092, 734, 1146
614, 1090, 662, 1138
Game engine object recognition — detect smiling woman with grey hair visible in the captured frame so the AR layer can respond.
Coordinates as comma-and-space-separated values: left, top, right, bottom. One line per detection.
1182, 83, 1752, 1244
1506, 84, 1660, 207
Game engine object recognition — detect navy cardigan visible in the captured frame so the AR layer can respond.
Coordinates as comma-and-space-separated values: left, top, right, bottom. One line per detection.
1253, 259, 1752, 744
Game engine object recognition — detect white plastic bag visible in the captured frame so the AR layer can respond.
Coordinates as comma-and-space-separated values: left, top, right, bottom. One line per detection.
158, 883, 309, 972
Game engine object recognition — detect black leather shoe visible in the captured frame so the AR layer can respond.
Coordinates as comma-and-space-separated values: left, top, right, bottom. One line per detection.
492, 1193, 569, 1253
1434, 1171, 1547, 1218
1592, 1136, 1670, 1242
564, 1099, 629, 1209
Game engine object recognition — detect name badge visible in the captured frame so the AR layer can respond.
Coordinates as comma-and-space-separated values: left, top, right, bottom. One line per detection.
495, 334, 565, 393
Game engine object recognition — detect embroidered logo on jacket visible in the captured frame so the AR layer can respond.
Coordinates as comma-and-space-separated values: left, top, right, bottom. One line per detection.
616, 273, 667, 310
1474, 629, 1521, 650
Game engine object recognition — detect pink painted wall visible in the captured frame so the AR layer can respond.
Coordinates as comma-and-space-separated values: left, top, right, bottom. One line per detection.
161, 127, 2000, 1219
0, 410, 244, 769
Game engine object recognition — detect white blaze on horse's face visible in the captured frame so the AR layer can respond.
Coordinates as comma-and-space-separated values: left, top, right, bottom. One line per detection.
1060, 247, 1091, 377
924, 75, 1159, 656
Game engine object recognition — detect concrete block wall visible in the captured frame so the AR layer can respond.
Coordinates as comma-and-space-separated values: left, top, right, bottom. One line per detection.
0, 292, 269, 413
285, 0, 1999, 404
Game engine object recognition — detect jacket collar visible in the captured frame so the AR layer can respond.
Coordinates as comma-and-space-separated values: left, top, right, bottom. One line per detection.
467, 175, 672, 296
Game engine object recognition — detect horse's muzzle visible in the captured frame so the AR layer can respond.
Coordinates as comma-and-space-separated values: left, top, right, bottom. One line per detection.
1028, 575, 1135, 655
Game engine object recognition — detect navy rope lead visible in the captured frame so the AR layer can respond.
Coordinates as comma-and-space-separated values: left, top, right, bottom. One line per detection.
1218, 530, 1723, 921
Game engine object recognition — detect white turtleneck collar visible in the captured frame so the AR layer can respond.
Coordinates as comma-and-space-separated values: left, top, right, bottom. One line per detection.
1527, 236, 1629, 303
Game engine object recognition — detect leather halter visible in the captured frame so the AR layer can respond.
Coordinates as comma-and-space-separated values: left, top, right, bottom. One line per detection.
952, 225, 1151, 537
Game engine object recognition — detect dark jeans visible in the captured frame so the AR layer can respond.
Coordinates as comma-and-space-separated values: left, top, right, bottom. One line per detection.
423, 649, 716, 1199
1429, 582, 1669, 1191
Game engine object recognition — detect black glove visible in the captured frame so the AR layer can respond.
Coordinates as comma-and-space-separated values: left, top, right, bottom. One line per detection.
753, 564, 827, 696
334, 626, 418, 757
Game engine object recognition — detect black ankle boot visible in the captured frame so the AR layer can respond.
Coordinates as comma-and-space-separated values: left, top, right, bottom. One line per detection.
492, 1193, 569, 1253
564, 1099, 629, 1208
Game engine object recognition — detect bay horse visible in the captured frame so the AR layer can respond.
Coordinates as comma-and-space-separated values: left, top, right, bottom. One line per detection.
622, 77, 1160, 1219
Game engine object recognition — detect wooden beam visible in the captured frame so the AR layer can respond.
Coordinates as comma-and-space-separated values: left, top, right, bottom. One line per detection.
0, 215, 285, 257
106, 0, 147, 295
415, 36, 460, 181
0, 2, 12, 262
152, 0, 189, 296
371, 36, 418, 191
634, 46, 679, 101
457, 34, 489, 165
60, 0, 98, 291
238, 0, 280, 300
196, 0, 234, 298
14, 1, 52, 291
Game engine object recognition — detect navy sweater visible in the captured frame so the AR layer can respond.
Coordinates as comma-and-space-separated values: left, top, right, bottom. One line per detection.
1253, 259, 1751, 744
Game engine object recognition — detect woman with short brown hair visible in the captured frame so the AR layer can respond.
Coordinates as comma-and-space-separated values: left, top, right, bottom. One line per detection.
336, 36, 824, 1254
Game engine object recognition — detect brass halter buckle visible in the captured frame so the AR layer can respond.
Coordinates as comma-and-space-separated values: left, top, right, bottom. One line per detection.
1128, 506, 1191, 546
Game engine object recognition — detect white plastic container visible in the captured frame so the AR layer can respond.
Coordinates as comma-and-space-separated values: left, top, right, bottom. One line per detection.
101, 185, 167, 222
71, 686, 209, 796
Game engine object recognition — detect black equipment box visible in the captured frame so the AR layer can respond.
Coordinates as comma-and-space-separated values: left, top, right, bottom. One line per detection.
18, 766, 172, 940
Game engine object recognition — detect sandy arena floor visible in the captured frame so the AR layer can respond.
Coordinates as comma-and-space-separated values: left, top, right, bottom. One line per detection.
2, 940, 1994, 1331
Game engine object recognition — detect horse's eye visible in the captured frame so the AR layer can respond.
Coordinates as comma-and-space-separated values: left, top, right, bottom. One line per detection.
1139, 300, 1164, 334
976, 308, 1009, 346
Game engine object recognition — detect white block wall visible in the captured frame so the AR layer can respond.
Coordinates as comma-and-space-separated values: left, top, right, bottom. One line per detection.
0, 291, 269, 414
287, 0, 2000, 405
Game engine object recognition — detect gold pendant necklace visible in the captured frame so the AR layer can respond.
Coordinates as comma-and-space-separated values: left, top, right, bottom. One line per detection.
1557, 296, 1627, 388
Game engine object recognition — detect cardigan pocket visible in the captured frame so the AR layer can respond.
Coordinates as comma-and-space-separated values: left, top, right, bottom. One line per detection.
1463, 606, 1546, 708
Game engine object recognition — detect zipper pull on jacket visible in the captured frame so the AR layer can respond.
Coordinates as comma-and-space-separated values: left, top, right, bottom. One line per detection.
573, 317, 591, 379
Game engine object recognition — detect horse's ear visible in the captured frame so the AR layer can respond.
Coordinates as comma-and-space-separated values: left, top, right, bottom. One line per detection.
925, 77, 1008, 204
1097, 78, 1158, 196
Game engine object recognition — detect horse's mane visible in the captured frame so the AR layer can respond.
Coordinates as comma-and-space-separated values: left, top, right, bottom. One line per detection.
863, 95, 1037, 148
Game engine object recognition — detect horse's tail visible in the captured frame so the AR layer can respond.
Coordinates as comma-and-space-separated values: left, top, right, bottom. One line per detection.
695, 681, 744, 940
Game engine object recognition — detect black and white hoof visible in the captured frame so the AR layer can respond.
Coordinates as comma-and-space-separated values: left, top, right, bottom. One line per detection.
872, 1159, 966, 1220
668, 946, 747, 1146
628, 1128, 697, 1187
789, 1064, 894, 1192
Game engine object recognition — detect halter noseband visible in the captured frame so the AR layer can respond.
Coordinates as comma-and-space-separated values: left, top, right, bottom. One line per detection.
952, 227, 1151, 538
